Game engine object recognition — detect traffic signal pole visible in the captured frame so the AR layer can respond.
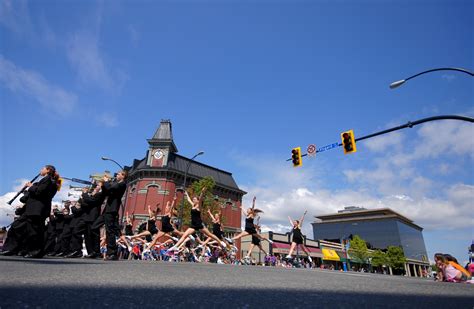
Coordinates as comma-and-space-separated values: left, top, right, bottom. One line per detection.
286, 115, 474, 161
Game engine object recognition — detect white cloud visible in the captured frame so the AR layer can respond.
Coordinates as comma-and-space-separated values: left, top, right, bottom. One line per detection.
127, 24, 140, 47
66, 7, 127, 93
441, 74, 455, 81
0, 178, 76, 227
0, 0, 33, 37
234, 119, 474, 238
413, 121, 474, 160
0, 55, 77, 115
365, 131, 404, 153
96, 112, 119, 127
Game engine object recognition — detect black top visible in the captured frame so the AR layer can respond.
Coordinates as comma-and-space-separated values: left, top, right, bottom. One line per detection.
54, 214, 65, 230
245, 217, 257, 234
292, 227, 303, 244
24, 175, 58, 218
212, 223, 222, 238
190, 209, 203, 230
245, 217, 254, 230
125, 224, 133, 236
161, 215, 174, 232
102, 180, 126, 214
81, 191, 105, 222
147, 219, 158, 234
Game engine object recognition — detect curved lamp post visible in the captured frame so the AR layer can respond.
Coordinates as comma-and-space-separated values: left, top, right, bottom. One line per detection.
390, 67, 473, 89
177, 151, 204, 230
101, 156, 124, 170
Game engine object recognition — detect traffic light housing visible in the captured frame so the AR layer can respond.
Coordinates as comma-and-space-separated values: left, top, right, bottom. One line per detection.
341, 130, 357, 154
291, 147, 302, 167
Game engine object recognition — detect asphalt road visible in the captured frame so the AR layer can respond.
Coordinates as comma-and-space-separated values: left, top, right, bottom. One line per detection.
1, 256, 473, 308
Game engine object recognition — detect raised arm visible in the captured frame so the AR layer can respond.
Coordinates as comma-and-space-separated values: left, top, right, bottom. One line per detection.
251, 196, 256, 210
198, 187, 207, 201
288, 216, 294, 226
239, 204, 247, 216
300, 210, 307, 226
147, 205, 153, 217
255, 215, 261, 226
207, 209, 216, 222
185, 191, 194, 205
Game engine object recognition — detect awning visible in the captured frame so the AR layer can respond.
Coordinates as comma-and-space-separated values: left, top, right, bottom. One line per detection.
271, 242, 291, 254
306, 247, 324, 258
322, 249, 341, 261
272, 242, 323, 258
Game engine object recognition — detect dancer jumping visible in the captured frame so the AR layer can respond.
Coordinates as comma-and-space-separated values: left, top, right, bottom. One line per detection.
232, 197, 273, 244
169, 188, 226, 251
285, 211, 312, 262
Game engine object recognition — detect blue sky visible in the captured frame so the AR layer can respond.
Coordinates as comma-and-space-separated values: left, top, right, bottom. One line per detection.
0, 0, 472, 264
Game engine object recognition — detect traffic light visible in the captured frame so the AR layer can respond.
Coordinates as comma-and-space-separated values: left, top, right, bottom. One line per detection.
291, 147, 302, 167
341, 130, 357, 154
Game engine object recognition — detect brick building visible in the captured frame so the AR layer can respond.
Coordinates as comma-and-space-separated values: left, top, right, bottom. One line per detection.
122, 120, 246, 248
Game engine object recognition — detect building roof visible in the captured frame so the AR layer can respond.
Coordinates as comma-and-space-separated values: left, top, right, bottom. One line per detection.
126, 120, 245, 194
127, 154, 244, 193
314, 208, 423, 231
147, 119, 178, 153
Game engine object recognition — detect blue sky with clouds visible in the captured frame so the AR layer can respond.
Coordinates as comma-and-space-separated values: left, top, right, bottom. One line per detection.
1, 0, 472, 263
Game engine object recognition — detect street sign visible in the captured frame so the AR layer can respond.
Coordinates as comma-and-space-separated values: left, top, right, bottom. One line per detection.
307, 144, 316, 157
317, 142, 339, 153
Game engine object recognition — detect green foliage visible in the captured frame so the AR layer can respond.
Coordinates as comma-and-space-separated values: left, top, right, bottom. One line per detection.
370, 250, 388, 268
181, 176, 218, 227
348, 235, 369, 263
386, 246, 407, 271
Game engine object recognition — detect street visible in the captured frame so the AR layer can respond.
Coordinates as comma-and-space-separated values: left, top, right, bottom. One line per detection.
1, 256, 472, 308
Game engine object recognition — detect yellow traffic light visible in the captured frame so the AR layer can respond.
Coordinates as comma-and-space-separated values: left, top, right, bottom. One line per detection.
291, 147, 302, 167
341, 130, 357, 154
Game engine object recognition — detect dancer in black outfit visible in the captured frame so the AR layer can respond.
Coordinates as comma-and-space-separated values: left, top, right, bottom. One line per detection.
128, 204, 160, 243
169, 188, 226, 251
232, 197, 273, 244
102, 170, 127, 260
285, 211, 312, 262
244, 216, 268, 260
147, 196, 184, 250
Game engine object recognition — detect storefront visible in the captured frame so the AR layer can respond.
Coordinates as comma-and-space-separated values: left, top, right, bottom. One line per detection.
321, 248, 343, 270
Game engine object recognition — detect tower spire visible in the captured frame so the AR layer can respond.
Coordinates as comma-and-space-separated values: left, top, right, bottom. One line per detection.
147, 119, 178, 153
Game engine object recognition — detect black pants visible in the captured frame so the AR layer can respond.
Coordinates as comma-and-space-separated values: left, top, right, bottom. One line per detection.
85, 221, 100, 255
58, 225, 73, 254
104, 212, 120, 257
24, 215, 45, 255
3, 215, 28, 253
43, 229, 57, 254
71, 219, 100, 255
53, 229, 63, 253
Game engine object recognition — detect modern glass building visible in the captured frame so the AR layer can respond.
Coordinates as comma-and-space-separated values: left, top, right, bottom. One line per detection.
312, 207, 428, 262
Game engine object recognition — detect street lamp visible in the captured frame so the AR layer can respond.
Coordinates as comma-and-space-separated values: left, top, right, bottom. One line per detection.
101, 156, 127, 224
101, 156, 124, 170
390, 67, 473, 89
340, 223, 357, 272
177, 151, 204, 230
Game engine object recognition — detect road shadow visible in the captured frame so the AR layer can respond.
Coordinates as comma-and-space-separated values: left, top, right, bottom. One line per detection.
0, 256, 104, 265
0, 285, 472, 308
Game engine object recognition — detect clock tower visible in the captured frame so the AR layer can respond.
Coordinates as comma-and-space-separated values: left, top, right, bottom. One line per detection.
146, 119, 178, 167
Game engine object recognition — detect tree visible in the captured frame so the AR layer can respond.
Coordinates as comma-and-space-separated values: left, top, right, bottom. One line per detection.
181, 176, 218, 227
370, 249, 388, 272
348, 235, 369, 264
386, 246, 407, 274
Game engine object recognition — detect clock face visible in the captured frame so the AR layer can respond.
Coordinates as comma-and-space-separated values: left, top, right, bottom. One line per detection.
154, 150, 164, 160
